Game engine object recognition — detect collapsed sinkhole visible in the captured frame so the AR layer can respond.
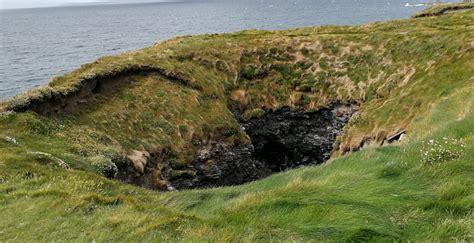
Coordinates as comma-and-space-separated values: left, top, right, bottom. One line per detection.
241, 105, 356, 173
117, 104, 357, 191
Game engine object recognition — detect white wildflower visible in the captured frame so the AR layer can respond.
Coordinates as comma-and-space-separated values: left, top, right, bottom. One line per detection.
421, 137, 466, 166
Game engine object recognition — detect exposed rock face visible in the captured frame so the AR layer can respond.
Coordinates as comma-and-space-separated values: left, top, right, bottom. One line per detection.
117, 104, 356, 190
165, 104, 356, 189
168, 142, 271, 189
240, 105, 356, 172
117, 147, 173, 190
127, 150, 150, 174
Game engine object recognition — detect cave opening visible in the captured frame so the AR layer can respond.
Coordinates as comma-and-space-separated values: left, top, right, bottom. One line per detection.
168, 104, 358, 189
118, 104, 357, 190
239, 105, 356, 176
252, 135, 294, 172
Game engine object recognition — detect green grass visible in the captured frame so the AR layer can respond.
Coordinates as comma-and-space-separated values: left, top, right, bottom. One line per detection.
1, 84, 472, 241
0, 4, 473, 241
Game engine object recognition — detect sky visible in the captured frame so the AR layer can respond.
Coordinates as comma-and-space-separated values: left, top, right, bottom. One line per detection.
0, 0, 171, 9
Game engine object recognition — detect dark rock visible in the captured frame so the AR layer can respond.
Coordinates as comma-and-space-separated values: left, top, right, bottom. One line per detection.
386, 130, 406, 144
168, 142, 272, 189
240, 104, 356, 172
167, 104, 356, 190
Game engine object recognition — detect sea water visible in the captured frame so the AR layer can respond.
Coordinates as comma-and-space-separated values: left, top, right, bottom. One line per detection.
0, 0, 459, 100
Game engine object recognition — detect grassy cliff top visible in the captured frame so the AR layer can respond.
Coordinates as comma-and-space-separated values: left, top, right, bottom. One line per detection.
0, 4, 473, 241
413, 2, 474, 18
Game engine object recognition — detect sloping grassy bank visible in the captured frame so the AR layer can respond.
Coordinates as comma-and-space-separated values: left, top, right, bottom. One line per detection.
413, 2, 474, 18
0, 4, 473, 241
1, 80, 472, 241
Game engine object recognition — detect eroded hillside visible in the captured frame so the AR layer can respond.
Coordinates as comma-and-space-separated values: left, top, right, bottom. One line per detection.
1, 5, 473, 190
0, 4, 473, 241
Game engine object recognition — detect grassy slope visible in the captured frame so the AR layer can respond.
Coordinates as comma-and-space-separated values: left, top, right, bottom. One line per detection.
413, 2, 474, 18
1, 5, 473, 241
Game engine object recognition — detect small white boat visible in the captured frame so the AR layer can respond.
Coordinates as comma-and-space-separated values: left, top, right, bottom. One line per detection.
405, 3, 427, 7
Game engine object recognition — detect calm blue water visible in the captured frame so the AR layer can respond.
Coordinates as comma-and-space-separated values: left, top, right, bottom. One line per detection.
0, 0, 459, 100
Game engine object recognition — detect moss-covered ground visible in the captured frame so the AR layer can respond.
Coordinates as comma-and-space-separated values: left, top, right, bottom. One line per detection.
0, 4, 473, 241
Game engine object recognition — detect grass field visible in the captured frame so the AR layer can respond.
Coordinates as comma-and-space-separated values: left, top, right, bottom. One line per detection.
0, 4, 473, 241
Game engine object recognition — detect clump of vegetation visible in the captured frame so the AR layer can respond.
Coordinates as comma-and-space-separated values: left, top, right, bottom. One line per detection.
420, 138, 466, 166
242, 108, 266, 121
240, 64, 268, 80
175, 53, 194, 62
89, 155, 118, 178
215, 59, 230, 72
300, 47, 310, 56
296, 60, 313, 70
